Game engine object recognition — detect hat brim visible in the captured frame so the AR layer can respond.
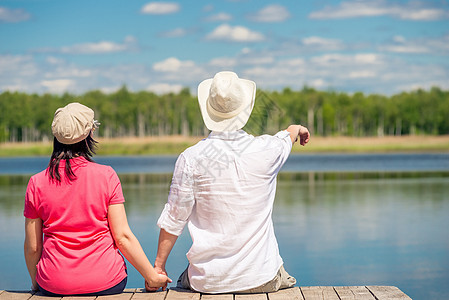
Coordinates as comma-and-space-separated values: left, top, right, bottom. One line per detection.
198, 77, 256, 132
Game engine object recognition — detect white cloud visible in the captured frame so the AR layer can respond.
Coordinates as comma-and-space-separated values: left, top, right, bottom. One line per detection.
1, 50, 447, 96
205, 12, 232, 22
147, 83, 183, 94
36, 36, 138, 55
0, 55, 40, 92
46, 56, 65, 65
240, 53, 426, 93
379, 34, 449, 55
206, 24, 264, 42
309, 0, 449, 21
60, 36, 137, 54
241, 47, 251, 55
208, 57, 237, 67
241, 56, 274, 65
302, 36, 345, 51
99, 86, 121, 94
380, 44, 429, 54
243, 58, 307, 87
61, 41, 125, 54
40, 79, 75, 94
266, 36, 353, 58
310, 53, 382, 66
141, 2, 180, 14
160, 28, 187, 38
309, 78, 327, 89
248, 4, 291, 22
0, 55, 38, 77
208, 49, 273, 68
44, 64, 92, 79
0, 6, 30, 23
348, 71, 377, 79
153, 57, 195, 72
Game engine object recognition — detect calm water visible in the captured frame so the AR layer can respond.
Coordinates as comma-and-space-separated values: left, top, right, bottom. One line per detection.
0, 154, 448, 299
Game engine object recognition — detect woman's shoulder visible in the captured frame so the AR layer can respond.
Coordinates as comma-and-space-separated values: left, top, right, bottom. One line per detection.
29, 169, 48, 183
87, 160, 116, 174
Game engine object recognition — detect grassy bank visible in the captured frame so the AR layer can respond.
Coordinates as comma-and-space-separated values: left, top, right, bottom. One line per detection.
1, 135, 448, 157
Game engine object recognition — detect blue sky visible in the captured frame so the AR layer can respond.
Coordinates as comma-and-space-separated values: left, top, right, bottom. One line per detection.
1, 0, 448, 95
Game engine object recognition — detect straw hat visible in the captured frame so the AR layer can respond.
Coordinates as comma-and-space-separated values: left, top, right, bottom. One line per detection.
51, 102, 95, 144
198, 71, 256, 132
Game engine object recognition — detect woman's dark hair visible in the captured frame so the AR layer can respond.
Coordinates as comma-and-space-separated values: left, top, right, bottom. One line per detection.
48, 134, 98, 182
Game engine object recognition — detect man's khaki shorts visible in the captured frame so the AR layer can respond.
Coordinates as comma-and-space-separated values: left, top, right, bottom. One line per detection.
177, 265, 297, 294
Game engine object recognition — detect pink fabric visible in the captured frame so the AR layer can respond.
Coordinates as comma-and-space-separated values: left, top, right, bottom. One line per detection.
24, 156, 127, 295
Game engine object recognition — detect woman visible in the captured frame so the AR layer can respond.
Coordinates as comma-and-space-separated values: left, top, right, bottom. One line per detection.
24, 102, 171, 296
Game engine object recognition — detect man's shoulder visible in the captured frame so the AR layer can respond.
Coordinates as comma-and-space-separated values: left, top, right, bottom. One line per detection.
179, 138, 209, 160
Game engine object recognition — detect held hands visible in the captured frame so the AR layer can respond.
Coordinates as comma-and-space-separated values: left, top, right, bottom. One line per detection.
145, 266, 171, 292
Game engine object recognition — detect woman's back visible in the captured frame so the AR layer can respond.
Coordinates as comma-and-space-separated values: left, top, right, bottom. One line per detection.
24, 156, 127, 295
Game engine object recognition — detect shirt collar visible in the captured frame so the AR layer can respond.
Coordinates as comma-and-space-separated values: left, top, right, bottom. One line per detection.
58, 156, 89, 168
208, 129, 250, 141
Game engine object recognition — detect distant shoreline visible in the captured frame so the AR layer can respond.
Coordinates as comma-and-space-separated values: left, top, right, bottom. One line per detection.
1, 135, 448, 157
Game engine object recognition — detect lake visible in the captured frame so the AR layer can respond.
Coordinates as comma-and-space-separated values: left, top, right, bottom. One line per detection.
0, 154, 448, 299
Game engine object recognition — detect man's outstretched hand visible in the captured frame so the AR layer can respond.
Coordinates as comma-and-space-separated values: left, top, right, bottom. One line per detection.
286, 125, 310, 146
298, 125, 310, 146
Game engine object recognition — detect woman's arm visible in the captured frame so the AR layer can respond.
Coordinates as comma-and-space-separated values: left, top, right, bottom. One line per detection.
24, 218, 43, 291
108, 204, 172, 290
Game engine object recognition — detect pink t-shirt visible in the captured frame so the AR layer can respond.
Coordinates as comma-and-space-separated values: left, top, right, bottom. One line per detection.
23, 156, 127, 295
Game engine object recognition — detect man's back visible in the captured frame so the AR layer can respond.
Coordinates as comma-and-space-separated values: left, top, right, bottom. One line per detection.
153, 71, 308, 295
158, 129, 292, 293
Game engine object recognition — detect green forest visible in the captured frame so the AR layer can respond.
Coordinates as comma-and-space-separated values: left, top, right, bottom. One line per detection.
0, 86, 448, 143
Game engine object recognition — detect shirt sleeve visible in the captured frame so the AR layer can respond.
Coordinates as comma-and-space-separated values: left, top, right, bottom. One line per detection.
157, 153, 195, 236
24, 176, 39, 219
108, 168, 125, 205
271, 130, 293, 173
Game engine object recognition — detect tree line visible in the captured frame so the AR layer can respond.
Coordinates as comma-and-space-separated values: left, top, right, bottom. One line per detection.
0, 86, 448, 143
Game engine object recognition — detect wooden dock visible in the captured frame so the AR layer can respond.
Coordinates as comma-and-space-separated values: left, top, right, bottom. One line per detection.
0, 286, 411, 299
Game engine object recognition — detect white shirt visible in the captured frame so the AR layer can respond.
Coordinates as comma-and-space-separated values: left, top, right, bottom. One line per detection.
157, 129, 292, 293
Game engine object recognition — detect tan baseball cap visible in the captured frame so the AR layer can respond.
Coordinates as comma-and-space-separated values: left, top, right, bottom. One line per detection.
51, 102, 95, 145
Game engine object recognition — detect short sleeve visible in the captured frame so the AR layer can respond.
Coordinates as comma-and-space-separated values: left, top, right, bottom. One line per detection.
108, 168, 125, 205
24, 177, 39, 219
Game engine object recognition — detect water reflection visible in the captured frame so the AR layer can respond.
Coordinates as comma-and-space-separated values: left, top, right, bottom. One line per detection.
0, 172, 448, 299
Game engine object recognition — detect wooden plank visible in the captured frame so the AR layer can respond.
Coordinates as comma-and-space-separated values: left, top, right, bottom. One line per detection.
0, 287, 413, 300
97, 288, 136, 300
268, 287, 304, 300
30, 292, 61, 300
131, 288, 168, 300
165, 288, 200, 300
334, 287, 376, 300
0, 291, 35, 300
234, 293, 267, 300
366, 286, 411, 300
201, 293, 234, 300
300, 286, 339, 300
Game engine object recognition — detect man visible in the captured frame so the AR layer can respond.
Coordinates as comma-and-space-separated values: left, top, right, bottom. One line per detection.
149, 71, 310, 294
